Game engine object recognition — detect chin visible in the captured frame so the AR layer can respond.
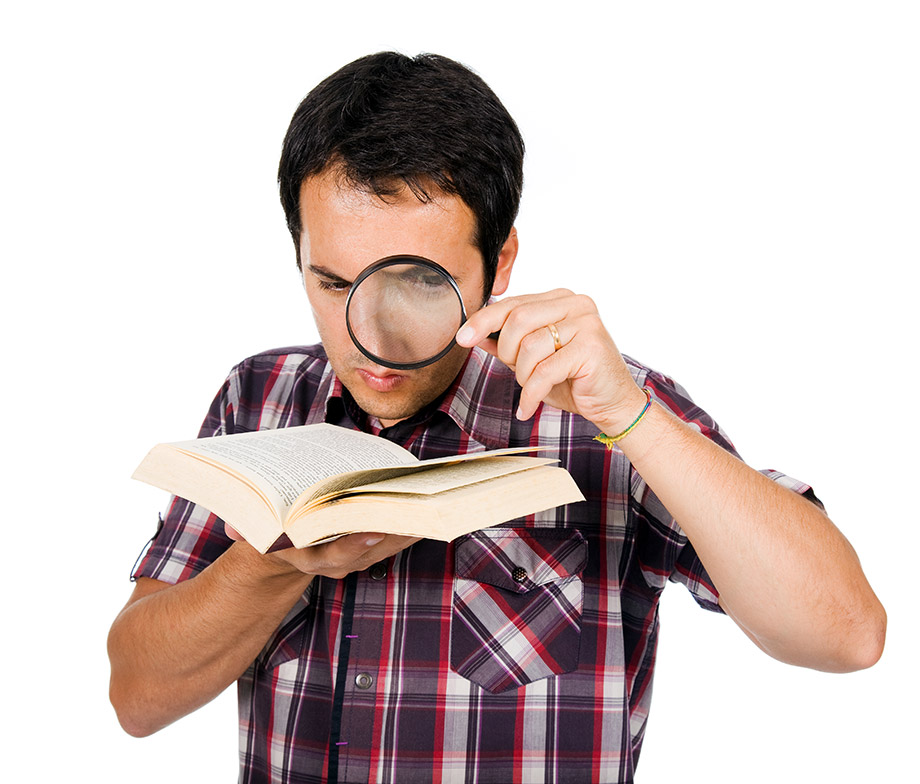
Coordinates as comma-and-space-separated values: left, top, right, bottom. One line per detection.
341, 346, 470, 425
353, 388, 432, 424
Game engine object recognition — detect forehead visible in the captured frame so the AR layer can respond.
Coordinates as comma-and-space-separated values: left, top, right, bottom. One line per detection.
298, 169, 481, 280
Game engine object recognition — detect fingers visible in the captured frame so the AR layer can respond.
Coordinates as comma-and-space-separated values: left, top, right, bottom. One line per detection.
273, 533, 420, 580
456, 289, 639, 427
457, 289, 598, 393
513, 316, 577, 385
458, 290, 590, 375
494, 299, 579, 372
456, 289, 577, 352
515, 313, 600, 419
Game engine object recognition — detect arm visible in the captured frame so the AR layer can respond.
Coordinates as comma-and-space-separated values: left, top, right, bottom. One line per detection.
456, 290, 886, 672
108, 533, 418, 737
616, 399, 884, 671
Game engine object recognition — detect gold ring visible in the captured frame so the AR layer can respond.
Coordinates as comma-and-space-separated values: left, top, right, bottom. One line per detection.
547, 323, 562, 352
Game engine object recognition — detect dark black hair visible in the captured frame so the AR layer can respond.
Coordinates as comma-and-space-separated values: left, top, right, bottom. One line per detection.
278, 52, 524, 298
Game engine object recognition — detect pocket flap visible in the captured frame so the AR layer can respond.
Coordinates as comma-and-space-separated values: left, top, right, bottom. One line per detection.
455, 528, 587, 595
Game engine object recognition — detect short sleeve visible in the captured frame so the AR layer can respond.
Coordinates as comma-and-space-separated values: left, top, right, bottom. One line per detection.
626, 362, 819, 613
131, 373, 238, 584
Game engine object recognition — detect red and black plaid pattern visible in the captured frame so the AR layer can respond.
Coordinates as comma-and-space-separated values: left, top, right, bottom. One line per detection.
134, 345, 814, 783
451, 528, 587, 694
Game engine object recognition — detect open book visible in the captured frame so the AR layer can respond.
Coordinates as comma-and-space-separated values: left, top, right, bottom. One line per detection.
132, 423, 585, 553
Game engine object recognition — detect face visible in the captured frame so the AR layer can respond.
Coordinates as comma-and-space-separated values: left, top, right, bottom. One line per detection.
299, 168, 516, 426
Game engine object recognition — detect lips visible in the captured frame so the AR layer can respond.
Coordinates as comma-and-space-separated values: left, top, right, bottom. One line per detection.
356, 368, 407, 393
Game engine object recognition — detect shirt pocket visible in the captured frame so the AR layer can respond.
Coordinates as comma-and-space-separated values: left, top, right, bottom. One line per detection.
450, 527, 588, 694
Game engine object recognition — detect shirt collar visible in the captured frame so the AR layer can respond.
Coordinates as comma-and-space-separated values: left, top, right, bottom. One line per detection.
440, 347, 517, 449
308, 348, 518, 450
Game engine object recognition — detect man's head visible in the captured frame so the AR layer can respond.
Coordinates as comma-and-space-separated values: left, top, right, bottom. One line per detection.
277, 53, 525, 425
278, 52, 524, 302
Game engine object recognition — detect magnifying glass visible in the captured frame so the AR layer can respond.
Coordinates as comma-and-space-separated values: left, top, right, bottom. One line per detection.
345, 255, 471, 370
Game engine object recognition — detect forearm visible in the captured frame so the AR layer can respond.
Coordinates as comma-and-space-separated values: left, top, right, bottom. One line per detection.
612, 401, 886, 672
108, 542, 312, 737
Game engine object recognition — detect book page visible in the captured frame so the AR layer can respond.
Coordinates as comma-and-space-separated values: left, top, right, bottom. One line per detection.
172, 424, 418, 508
415, 445, 549, 467
285, 464, 586, 547
338, 456, 556, 497
286, 448, 547, 513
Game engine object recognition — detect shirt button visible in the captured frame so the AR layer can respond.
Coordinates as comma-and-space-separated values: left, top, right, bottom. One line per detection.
511, 567, 528, 584
369, 561, 388, 581
355, 672, 374, 690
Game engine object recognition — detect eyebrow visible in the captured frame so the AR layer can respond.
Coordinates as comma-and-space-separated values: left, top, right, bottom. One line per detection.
306, 264, 352, 286
307, 260, 463, 288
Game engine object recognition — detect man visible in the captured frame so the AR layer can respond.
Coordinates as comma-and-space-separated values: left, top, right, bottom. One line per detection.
108, 52, 885, 783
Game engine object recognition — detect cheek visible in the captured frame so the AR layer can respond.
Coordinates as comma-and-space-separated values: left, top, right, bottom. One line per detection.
305, 292, 348, 344
304, 282, 342, 316
458, 267, 489, 317
461, 290, 487, 324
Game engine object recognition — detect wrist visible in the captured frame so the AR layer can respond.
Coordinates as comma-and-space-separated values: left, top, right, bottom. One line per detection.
226, 541, 314, 591
594, 385, 652, 442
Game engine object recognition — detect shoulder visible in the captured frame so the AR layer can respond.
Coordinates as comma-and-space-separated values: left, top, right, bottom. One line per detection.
228, 344, 328, 374
621, 353, 738, 455
217, 344, 332, 432
623, 355, 715, 425
623, 354, 688, 402
224, 344, 329, 388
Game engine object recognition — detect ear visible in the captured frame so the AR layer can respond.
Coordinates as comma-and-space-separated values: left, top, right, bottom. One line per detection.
490, 227, 518, 297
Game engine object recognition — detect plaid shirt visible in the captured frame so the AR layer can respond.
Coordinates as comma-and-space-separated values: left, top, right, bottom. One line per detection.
134, 345, 813, 783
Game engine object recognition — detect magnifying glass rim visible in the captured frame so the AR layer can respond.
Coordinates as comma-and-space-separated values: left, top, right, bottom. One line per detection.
345, 254, 468, 371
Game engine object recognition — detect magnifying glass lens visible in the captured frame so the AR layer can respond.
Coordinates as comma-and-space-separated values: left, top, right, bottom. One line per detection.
346, 257, 466, 370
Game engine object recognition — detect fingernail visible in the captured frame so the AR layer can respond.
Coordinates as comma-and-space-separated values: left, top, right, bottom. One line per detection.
456, 325, 474, 345
365, 535, 385, 546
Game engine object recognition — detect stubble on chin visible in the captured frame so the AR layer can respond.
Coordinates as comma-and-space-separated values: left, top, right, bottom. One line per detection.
339, 346, 470, 425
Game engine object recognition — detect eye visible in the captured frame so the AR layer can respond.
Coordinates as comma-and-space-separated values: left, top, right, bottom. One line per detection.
414, 272, 446, 289
314, 277, 351, 293
391, 269, 449, 290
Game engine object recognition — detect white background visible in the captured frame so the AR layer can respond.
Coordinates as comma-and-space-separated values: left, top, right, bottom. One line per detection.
3, 2, 916, 781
